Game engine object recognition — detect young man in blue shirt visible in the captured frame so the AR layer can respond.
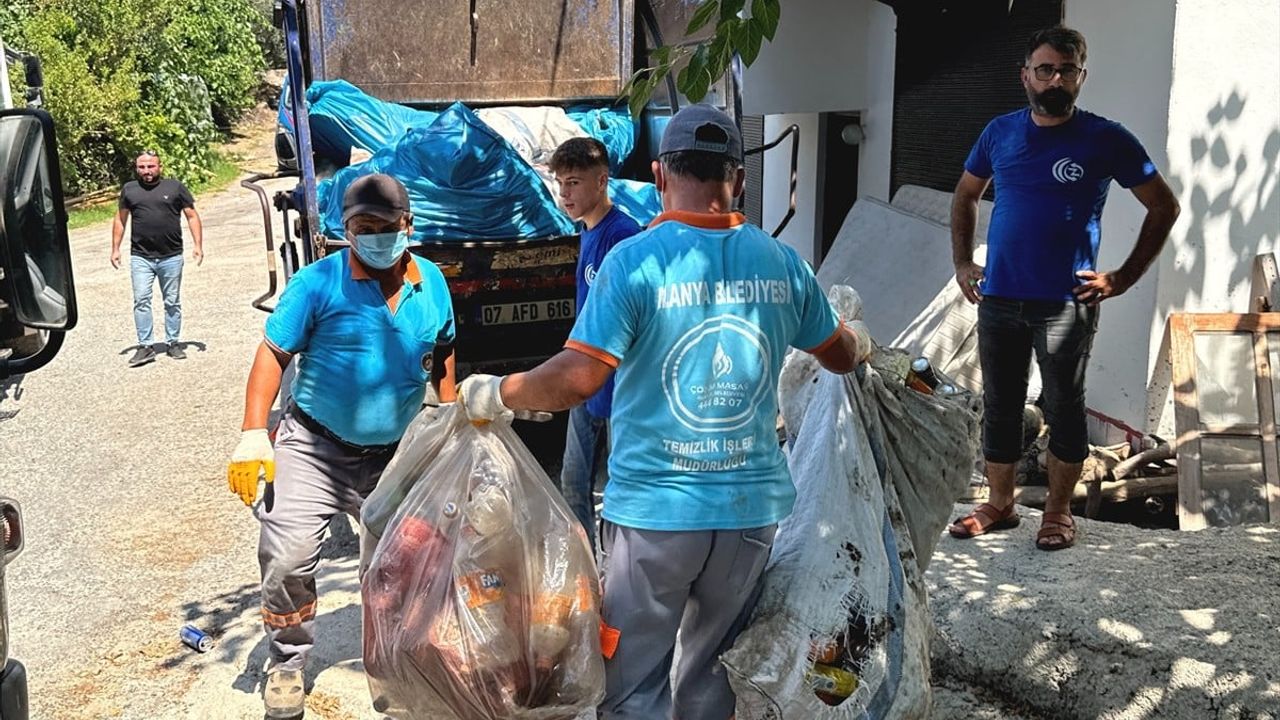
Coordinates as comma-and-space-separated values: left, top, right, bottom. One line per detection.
225, 174, 456, 718
458, 105, 872, 720
949, 26, 1180, 550
549, 137, 642, 548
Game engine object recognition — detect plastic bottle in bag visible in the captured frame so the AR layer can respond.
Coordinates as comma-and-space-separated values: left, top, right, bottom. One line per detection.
464, 477, 514, 539
367, 515, 444, 614
529, 593, 574, 671
454, 527, 520, 671
528, 528, 590, 672
808, 662, 860, 704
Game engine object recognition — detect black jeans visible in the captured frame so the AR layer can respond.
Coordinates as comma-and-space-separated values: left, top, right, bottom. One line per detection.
977, 296, 1099, 464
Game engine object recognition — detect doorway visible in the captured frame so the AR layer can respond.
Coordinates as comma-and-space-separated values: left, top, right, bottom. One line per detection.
815, 111, 861, 266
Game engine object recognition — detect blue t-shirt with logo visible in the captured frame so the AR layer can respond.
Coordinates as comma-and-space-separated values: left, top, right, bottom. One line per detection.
567, 212, 841, 531
577, 205, 642, 419
265, 250, 455, 446
964, 108, 1158, 301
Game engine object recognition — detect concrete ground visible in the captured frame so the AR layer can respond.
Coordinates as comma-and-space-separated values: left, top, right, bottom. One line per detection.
8, 112, 1261, 720
928, 504, 1280, 720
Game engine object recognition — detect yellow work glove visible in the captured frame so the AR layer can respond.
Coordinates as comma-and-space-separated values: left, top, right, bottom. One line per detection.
228, 428, 275, 506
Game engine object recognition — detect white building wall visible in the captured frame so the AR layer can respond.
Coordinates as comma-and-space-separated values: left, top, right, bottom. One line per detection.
742, 0, 870, 116
857, 0, 897, 203
745, 0, 896, 263
1063, 0, 1178, 432
761, 113, 820, 264
1146, 0, 1280, 435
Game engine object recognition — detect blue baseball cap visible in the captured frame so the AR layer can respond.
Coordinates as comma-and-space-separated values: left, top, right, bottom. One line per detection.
658, 104, 743, 163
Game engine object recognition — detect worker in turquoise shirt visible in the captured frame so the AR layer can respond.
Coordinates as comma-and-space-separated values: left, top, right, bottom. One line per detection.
225, 174, 456, 719
457, 105, 873, 720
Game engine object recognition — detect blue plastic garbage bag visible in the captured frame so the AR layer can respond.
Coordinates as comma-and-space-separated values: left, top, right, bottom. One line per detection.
567, 105, 637, 174
308, 80, 438, 162
278, 77, 439, 164
318, 102, 575, 242
609, 179, 661, 226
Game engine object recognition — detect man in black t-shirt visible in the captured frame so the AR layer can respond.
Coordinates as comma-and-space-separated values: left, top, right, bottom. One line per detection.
111, 151, 204, 367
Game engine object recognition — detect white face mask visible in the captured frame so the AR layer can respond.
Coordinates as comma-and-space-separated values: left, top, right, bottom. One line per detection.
351, 229, 409, 269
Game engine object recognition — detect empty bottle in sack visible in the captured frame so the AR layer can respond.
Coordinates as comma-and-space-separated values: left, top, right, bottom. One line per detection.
366, 515, 446, 614
808, 663, 860, 704
464, 476, 514, 538
529, 593, 574, 672
905, 357, 939, 394
452, 529, 520, 671
807, 612, 880, 706
529, 528, 594, 672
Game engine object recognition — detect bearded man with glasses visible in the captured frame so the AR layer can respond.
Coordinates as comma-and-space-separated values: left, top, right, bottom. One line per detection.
948, 26, 1181, 551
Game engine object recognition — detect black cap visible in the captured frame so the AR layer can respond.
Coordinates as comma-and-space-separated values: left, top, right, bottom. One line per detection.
342, 173, 410, 223
658, 104, 743, 163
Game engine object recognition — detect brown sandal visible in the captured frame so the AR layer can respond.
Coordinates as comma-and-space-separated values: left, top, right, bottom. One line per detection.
949, 503, 1020, 539
1036, 512, 1077, 551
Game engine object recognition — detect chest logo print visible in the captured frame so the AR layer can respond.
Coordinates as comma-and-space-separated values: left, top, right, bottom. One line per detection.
662, 315, 771, 433
584, 263, 597, 286
1052, 157, 1084, 184
712, 343, 734, 378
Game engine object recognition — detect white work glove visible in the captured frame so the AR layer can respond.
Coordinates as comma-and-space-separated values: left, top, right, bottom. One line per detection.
227, 428, 275, 506
846, 319, 875, 364
458, 374, 512, 424
457, 374, 554, 425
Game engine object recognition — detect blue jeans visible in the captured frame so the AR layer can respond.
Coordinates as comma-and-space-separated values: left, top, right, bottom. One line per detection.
130, 254, 183, 344
559, 405, 609, 547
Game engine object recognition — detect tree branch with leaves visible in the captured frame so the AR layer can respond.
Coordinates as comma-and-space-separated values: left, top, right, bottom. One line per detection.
624, 0, 780, 117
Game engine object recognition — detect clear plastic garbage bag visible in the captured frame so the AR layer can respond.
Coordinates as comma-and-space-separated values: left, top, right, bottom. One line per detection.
361, 405, 605, 720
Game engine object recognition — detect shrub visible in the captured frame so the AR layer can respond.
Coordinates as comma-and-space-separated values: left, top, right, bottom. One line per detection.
2, 0, 270, 195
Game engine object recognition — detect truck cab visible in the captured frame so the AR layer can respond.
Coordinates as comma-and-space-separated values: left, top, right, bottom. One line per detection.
0, 40, 75, 720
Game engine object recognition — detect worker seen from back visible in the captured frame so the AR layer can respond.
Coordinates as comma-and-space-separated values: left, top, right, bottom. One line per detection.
457, 104, 873, 719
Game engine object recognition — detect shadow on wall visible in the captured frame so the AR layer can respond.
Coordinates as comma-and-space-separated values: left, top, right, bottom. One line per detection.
1145, 89, 1280, 435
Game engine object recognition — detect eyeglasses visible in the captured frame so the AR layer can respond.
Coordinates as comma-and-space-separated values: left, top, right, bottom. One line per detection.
1029, 64, 1084, 82
139, 149, 159, 158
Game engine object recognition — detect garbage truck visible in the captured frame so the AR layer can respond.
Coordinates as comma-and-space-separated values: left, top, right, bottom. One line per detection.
246, 0, 797, 393
0, 36, 77, 720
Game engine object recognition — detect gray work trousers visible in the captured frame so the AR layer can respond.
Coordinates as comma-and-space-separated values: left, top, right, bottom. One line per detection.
256, 411, 395, 671
599, 521, 777, 720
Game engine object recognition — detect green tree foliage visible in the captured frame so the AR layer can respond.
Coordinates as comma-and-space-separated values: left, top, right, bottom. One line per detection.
625, 0, 780, 117
3, 0, 270, 195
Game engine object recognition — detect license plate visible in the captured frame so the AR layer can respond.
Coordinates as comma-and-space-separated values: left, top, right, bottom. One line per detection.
480, 299, 576, 326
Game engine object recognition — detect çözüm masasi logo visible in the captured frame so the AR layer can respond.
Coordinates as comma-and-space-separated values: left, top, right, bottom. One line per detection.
1052, 157, 1085, 184
662, 315, 771, 433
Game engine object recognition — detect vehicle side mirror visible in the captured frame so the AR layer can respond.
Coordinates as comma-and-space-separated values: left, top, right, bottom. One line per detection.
0, 108, 76, 377
0, 108, 75, 331
0, 499, 21, 566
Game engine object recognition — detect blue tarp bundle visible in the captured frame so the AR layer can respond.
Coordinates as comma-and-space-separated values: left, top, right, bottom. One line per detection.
286, 79, 660, 241
306, 80, 438, 163
319, 103, 577, 242
282, 79, 637, 172
567, 105, 636, 175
